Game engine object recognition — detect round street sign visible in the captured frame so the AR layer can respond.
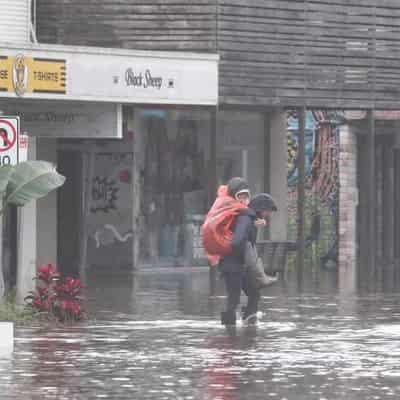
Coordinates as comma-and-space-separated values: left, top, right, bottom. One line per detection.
0, 118, 18, 152
0, 117, 20, 165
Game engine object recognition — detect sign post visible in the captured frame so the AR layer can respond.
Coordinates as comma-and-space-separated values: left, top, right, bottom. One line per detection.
0, 116, 19, 165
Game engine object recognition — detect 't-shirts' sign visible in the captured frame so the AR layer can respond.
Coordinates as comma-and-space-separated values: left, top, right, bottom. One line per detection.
0, 44, 218, 105
0, 55, 66, 96
0, 101, 122, 139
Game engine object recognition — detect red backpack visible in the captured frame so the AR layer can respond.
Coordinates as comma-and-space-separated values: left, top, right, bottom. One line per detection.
201, 185, 247, 266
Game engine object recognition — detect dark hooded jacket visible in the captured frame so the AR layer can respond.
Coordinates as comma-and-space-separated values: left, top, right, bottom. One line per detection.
218, 193, 278, 274
249, 193, 278, 213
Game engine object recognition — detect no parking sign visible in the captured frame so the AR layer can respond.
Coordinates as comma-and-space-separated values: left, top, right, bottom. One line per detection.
0, 116, 19, 165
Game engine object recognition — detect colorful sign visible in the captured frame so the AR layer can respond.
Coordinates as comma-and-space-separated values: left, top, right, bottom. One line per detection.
0, 54, 66, 96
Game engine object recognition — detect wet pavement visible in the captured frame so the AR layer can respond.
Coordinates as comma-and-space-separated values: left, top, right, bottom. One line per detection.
1, 268, 400, 399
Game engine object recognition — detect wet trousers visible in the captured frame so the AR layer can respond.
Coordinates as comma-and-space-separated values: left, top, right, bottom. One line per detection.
223, 270, 261, 319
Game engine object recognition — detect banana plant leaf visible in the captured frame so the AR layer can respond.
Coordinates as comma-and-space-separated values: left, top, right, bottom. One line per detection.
4, 161, 65, 208
0, 165, 14, 195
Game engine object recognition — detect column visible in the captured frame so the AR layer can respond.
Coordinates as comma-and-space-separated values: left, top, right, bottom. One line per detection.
338, 125, 358, 293
367, 110, 376, 283
128, 107, 143, 271
16, 138, 37, 305
382, 137, 395, 287
209, 108, 217, 295
36, 138, 58, 266
383, 141, 394, 261
296, 107, 306, 282
269, 108, 288, 241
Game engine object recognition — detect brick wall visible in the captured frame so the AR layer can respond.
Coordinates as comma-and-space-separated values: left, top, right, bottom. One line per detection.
338, 125, 358, 276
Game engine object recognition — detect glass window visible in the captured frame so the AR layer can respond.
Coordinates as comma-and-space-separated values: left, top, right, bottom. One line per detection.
217, 110, 265, 195
135, 107, 211, 266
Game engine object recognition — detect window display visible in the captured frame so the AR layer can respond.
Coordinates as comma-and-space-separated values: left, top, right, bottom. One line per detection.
136, 108, 211, 265
217, 111, 265, 195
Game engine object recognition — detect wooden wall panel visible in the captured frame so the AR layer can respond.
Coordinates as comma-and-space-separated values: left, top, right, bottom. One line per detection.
37, 0, 217, 51
218, 0, 400, 108
37, 0, 400, 108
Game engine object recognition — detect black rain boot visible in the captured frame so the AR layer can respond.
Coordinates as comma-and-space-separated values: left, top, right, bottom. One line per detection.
220, 311, 236, 326
242, 306, 259, 325
243, 313, 258, 325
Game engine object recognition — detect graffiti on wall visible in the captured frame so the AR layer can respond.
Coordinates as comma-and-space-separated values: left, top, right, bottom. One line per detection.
94, 224, 133, 248
287, 110, 342, 267
91, 177, 119, 213
88, 152, 134, 253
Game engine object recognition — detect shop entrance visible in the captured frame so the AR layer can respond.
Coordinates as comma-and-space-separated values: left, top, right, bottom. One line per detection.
57, 149, 83, 276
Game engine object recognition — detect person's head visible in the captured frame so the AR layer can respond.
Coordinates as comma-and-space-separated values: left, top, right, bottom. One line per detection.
227, 177, 251, 206
249, 193, 278, 220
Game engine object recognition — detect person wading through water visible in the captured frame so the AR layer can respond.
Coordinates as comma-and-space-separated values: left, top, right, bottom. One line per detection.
219, 177, 278, 326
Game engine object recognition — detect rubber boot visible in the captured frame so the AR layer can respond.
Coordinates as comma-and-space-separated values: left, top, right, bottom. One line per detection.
243, 313, 258, 325
220, 311, 236, 326
242, 306, 260, 325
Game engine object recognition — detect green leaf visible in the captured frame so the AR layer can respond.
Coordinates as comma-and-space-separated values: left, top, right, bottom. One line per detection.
4, 161, 65, 207
0, 165, 14, 195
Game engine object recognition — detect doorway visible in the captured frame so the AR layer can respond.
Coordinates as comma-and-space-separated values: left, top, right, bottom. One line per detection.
57, 149, 83, 276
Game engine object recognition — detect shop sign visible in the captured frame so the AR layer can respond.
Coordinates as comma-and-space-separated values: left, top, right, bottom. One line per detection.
0, 45, 218, 105
0, 55, 66, 96
125, 68, 165, 90
0, 102, 122, 139
19, 134, 28, 162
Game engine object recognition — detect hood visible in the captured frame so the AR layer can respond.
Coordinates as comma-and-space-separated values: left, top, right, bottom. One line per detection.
227, 177, 250, 198
249, 193, 278, 214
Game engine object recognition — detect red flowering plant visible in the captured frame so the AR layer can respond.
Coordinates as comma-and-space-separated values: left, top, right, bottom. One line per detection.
25, 264, 85, 322
37, 263, 60, 284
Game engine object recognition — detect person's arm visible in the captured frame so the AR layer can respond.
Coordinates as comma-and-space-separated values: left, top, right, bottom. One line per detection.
231, 214, 252, 257
254, 218, 266, 228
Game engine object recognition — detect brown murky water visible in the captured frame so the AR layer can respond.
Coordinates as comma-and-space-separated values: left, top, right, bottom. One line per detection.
1, 268, 400, 399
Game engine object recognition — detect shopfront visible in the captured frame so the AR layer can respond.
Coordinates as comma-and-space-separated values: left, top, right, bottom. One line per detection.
115, 107, 270, 268
0, 41, 284, 273
0, 41, 218, 282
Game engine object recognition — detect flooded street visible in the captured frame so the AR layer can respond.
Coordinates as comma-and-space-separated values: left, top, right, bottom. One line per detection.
1, 268, 400, 399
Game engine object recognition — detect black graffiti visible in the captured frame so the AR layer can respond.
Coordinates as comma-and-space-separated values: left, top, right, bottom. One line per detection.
91, 177, 119, 213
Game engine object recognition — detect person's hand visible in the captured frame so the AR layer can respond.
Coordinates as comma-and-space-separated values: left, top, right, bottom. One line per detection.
254, 218, 266, 228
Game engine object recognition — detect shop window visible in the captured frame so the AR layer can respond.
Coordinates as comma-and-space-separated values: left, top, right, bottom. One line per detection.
135, 108, 211, 266
217, 110, 265, 195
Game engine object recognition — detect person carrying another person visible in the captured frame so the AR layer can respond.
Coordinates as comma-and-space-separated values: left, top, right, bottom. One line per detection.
202, 177, 278, 326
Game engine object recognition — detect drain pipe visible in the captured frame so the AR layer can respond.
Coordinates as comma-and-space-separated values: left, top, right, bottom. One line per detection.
30, 0, 38, 43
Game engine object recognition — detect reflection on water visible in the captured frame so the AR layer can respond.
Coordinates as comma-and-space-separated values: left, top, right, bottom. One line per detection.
1, 268, 400, 399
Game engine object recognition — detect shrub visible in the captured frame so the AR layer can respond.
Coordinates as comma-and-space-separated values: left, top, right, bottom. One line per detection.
0, 290, 36, 324
25, 264, 85, 322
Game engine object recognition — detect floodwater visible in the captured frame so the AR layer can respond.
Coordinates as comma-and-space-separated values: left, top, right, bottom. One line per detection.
1, 268, 400, 399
